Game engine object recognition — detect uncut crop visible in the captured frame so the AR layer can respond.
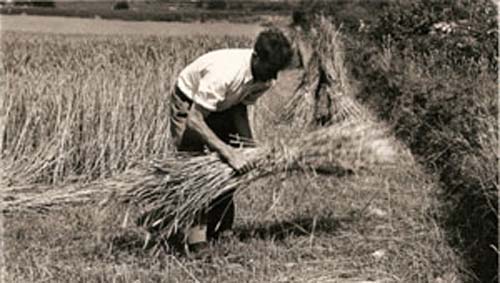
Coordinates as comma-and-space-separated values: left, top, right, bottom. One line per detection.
0, 32, 252, 184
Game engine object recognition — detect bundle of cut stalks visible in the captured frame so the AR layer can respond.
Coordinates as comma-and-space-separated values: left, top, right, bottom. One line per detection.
283, 18, 367, 128
119, 118, 401, 244
1, 118, 402, 216
0, 182, 108, 213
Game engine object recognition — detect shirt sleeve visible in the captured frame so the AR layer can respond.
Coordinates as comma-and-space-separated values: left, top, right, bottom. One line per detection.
192, 72, 228, 112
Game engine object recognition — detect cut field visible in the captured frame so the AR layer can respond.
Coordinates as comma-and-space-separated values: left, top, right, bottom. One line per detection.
1, 18, 464, 282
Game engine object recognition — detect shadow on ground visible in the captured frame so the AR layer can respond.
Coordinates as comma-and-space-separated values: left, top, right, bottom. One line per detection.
236, 215, 351, 242
108, 214, 351, 256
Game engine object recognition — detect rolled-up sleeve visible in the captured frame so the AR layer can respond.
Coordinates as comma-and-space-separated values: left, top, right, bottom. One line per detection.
192, 72, 227, 112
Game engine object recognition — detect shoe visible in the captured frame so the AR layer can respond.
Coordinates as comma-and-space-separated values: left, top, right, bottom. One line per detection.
186, 241, 212, 260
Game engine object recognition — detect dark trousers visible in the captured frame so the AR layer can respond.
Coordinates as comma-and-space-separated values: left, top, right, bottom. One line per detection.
169, 86, 238, 239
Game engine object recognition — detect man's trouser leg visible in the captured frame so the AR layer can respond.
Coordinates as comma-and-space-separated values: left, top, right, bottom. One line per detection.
204, 108, 240, 239
169, 86, 236, 245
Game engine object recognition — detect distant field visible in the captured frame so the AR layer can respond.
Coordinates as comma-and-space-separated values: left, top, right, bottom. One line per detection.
0, 0, 290, 23
0, 14, 264, 36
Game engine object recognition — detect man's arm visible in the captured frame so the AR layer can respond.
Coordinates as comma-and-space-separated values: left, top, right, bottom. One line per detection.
186, 104, 254, 173
231, 104, 254, 146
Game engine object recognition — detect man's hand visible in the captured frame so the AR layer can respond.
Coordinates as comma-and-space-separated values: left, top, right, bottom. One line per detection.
224, 148, 256, 174
186, 104, 256, 174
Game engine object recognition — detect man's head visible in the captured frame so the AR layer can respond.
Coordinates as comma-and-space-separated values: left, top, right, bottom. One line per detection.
252, 28, 293, 82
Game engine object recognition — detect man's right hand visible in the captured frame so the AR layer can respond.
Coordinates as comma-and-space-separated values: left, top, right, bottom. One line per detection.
186, 104, 256, 174
224, 148, 256, 174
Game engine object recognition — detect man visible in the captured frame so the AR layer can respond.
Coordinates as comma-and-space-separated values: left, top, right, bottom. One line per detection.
169, 28, 293, 253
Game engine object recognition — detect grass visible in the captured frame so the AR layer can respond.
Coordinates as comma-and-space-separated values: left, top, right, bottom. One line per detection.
4, 166, 461, 282
350, 48, 498, 282
0, 17, 470, 282
335, 2, 499, 280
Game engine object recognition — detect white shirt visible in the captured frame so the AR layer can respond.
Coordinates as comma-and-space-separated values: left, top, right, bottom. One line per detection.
176, 48, 274, 112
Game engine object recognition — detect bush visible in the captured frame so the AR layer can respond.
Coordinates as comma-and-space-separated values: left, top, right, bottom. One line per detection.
204, 0, 226, 10
340, 1, 498, 280
112, 1, 129, 10
371, 0, 498, 71
11, 0, 55, 7
291, 0, 388, 32
32, 1, 55, 7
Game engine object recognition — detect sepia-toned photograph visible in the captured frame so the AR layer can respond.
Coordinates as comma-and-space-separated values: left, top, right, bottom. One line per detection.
0, 0, 498, 282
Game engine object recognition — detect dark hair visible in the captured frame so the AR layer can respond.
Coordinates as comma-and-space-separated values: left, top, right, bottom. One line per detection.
254, 28, 293, 70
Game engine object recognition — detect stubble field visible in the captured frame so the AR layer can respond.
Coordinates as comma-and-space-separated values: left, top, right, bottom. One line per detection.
1, 16, 464, 282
